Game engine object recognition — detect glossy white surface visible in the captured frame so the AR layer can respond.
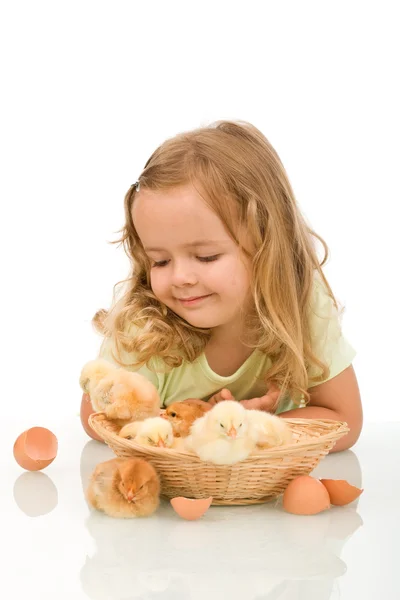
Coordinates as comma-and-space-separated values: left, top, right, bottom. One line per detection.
3, 419, 398, 600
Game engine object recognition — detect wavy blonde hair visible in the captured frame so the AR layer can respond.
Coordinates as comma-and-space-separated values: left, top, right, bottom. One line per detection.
93, 120, 341, 406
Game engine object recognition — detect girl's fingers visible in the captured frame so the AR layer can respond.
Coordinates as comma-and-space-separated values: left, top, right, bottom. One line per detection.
240, 393, 277, 412
208, 393, 220, 406
240, 398, 263, 410
208, 388, 233, 405
259, 392, 279, 412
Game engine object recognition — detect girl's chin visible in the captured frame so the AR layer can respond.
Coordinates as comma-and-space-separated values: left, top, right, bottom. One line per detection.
182, 317, 216, 328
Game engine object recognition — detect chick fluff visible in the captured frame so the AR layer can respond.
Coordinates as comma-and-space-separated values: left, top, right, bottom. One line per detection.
185, 401, 258, 465
119, 417, 175, 448
164, 399, 211, 437
86, 457, 160, 518
79, 358, 160, 424
246, 410, 293, 449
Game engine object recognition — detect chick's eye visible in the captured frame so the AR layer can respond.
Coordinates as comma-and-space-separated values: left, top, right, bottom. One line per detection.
170, 412, 176, 418
239, 423, 243, 427
147, 437, 154, 443
220, 423, 224, 428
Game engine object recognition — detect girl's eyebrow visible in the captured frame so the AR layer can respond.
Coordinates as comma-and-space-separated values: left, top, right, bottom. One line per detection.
144, 240, 226, 252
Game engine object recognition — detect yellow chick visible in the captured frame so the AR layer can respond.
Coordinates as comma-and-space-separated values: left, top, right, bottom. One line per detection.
246, 410, 293, 449
185, 401, 258, 465
79, 359, 160, 424
79, 358, 115, 393
119, 417, 174, 448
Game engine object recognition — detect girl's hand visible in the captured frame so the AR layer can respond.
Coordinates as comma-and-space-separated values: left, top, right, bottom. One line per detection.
239, 384, 281, 413
208, 388, 235, 406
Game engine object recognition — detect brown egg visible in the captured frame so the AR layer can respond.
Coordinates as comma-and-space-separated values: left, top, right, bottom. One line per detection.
13, 427, 58, 471
170, 496, 213, 520
80, 393, 104, 442
320, 479, 363, 505
283, 475, 331, 515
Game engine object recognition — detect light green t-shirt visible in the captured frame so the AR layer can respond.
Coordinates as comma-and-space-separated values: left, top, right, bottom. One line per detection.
97, 276, 356, 414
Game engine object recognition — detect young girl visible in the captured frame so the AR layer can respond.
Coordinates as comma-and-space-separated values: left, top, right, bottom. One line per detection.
92, 120, 363, 452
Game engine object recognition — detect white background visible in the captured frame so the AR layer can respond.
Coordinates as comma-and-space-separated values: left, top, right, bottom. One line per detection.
1, 1, 398, 428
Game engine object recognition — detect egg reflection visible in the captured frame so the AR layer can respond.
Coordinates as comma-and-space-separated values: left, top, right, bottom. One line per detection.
13, 472, 58, 517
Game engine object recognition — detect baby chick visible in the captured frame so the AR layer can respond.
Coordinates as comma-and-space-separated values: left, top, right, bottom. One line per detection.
119, 417, 174, 448
79, 358, 115, 392
246, 410, 293, 449
79, 359, 160, 425
164, 399, 212, 437
86, 457, 160, 518
185, 400, 258, 465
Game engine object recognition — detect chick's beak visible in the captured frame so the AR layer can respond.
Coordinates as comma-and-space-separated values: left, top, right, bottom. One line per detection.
126, 493, 134, 502
228, 426, 237, 439
157, 438, 166, 447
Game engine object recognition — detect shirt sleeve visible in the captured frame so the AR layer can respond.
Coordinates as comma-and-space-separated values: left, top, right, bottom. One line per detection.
307, 277, 357, 388
97, 333, 165, 393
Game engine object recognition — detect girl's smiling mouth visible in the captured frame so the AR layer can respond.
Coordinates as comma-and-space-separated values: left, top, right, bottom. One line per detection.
176, 294, 214, 306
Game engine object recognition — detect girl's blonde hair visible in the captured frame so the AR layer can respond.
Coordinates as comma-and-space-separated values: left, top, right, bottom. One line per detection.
94, 120, 340, 406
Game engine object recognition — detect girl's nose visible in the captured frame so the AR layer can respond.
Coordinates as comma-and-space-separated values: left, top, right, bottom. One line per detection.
171, 261, 198, 286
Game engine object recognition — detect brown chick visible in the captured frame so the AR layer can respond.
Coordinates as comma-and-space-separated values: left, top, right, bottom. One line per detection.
79, 359, 160, 426
86, 457, 160, 518
164, 399, 212, 437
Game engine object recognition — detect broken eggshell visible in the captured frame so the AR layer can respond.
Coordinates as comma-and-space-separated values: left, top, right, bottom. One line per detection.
80, 393, 104, 442
13, 427, 58, 471
320, 479, 364, 505
170, 496, 213, 520
283, 475, 331, 515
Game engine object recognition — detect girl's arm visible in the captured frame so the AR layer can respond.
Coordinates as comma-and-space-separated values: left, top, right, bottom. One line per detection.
279, 364, 363, 452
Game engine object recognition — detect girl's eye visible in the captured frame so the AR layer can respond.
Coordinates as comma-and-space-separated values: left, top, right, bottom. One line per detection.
198, 255, 220, 262
151, 255, 220, 268
152, 260, 169, 268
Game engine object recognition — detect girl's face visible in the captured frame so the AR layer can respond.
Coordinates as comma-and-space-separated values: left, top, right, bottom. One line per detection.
132, 184, 252, 337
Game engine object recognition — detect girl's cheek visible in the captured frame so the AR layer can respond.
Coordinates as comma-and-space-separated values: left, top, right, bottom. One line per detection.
150, 272, 166, 298
149, 272, 159, 295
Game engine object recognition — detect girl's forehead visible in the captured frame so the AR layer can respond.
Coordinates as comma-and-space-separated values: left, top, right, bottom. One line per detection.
132, 185, 234, 247
132, 184, 254, 256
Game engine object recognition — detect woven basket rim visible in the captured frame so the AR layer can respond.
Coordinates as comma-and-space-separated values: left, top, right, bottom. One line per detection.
89, 412, 349, 464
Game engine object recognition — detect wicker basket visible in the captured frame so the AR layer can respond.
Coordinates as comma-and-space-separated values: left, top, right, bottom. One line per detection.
89, 413, 349, 506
